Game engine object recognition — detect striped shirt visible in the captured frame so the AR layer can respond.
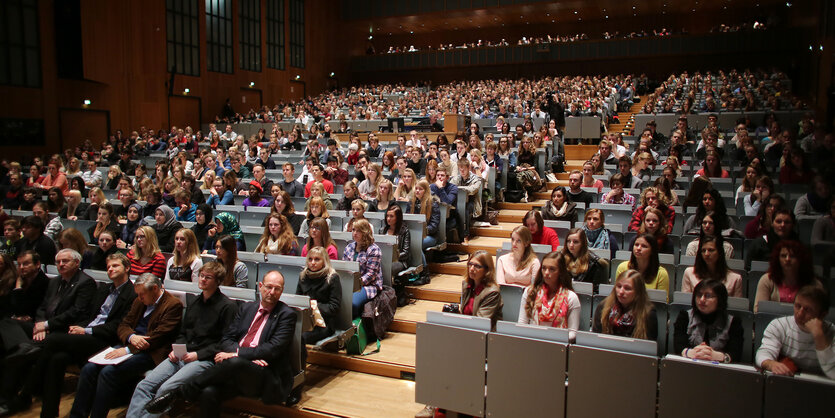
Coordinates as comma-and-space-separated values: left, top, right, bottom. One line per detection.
128, 249, 167, 279
755, 316, 835, 379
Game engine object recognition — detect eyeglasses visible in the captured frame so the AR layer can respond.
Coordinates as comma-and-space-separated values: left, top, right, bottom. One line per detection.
467, 262, 485, 270
697, 293, 717, 300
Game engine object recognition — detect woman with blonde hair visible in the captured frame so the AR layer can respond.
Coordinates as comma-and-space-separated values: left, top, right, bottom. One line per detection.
343, 219, 383, 318
393, 168, 416, 202
358, 163, 383, 200
304, 181, 333, 211
344, 199, 367, 233
299, 196, 331, 236
495, 226, 540, 286
105, 165, 122, 190
255, 213, 299, 256
297, 246, 343, 344
84, 187, 107, 220
128, 226, 167, 278
370, 179, 395, 212
519, 251, 580, 329
165, 228, 203, 282
592, 269, 658, 340
200, 170, 216, 190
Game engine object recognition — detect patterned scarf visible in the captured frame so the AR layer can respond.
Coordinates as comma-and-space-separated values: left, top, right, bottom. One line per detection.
583, 224, 610, 249
214, 212, 243, 240
536, 286, 571, 328
607, 302, 636, 336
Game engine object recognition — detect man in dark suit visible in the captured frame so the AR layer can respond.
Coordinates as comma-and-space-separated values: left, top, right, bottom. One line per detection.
70, 273, 183, 418
127, 261, 237, 418
0, 251, 48, 323
145, 270, 296, 417
0, 249, 96, 414
15, 253, 137, 417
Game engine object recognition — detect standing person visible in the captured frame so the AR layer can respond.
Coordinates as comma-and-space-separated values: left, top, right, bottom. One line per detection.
495, 226, 540, 287
518, 252, 580, 329
127, 262, 237, 418
69, 274, 183, 418
165, 229, 203, 283
143, 271, 297, 416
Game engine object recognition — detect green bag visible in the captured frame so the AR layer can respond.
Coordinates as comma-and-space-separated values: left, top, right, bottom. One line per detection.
345, 317, 380, 356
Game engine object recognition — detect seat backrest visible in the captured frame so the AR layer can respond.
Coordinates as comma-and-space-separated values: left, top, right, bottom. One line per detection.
499, 284, 526, 323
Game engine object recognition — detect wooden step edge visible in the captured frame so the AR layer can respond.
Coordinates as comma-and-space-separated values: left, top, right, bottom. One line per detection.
429, 263, 466, 275
306, 350, 415, 380
406, 286, 460, 303
497, 214, 525, 223
470, 227, 512, 238
390, 319, 417, 334
224, 398, 334, 418
448, 243, 500, 255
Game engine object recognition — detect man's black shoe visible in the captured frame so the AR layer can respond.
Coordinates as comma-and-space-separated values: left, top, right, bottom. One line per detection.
144, 388, 183, 414
285, 387, 302, 407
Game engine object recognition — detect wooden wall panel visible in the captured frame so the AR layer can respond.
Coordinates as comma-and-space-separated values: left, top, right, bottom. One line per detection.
58, 109, 109, 152
169, 96, 202, 131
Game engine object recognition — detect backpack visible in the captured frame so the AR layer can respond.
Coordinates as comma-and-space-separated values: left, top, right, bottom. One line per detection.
516, 164, 545, 194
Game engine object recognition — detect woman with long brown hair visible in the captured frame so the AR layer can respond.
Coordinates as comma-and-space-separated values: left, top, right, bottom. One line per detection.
592, 269, 658, 340
519, 251, 579, 329
255, 213, 299, 256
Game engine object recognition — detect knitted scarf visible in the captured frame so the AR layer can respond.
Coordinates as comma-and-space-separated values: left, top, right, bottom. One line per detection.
583, 224, 611, 249
686, 309, 733, 350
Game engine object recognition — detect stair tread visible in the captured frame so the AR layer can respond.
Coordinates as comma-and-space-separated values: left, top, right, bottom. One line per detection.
409, 273, 463, 293
395, 299, 447, 323
299, 365, 423, 418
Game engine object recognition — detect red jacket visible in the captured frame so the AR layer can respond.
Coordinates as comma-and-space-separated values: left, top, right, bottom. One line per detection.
532, 226, 560, 251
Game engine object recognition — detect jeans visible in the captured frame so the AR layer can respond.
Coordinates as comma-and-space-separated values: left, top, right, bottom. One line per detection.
70, 352, 155, 418
352, 290, 371, 319
126, 359, 214, 418
420, 235, 438, 265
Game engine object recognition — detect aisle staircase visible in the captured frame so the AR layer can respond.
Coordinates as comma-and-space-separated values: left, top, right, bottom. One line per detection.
251, 145, 598, 417
608, 97, 647, 136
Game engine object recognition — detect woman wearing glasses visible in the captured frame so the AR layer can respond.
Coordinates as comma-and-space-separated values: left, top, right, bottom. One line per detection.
460, 250, 504, 329
674, 279, 743, 363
